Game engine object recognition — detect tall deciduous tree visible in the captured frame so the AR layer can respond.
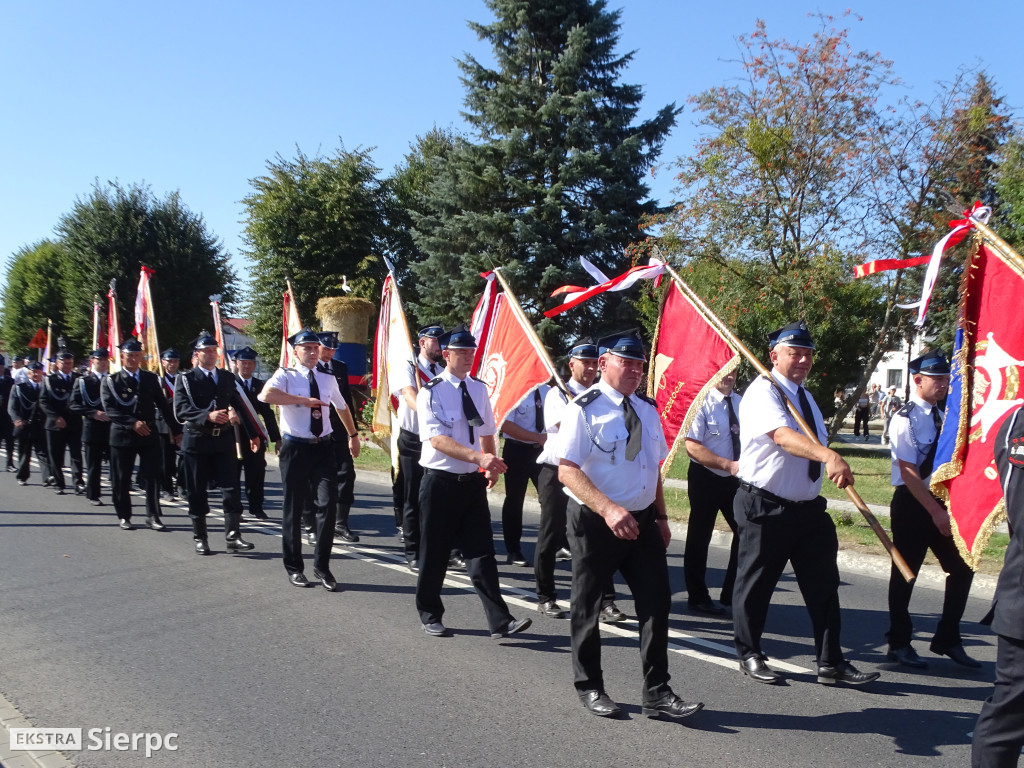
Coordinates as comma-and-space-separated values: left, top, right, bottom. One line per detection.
410, 0, 677, 346
242, 145, 391, 361
55, 181, 237, 357
1, 240, 68, 355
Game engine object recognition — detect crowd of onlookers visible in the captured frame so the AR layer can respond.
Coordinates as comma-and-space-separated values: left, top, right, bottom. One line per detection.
833, 382, 904, 443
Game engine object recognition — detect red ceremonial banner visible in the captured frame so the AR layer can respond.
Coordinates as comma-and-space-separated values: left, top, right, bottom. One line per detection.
931, 239, 1024, 567
475, 296, 551, 427
28, 328, 47, 349
648, 283, 740, 476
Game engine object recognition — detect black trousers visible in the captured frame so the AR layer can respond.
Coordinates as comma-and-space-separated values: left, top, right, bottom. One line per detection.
82, 441, 108, 501
973, 634, 1024, 767
501, 440, 542, 555
44, 429, 70, 490
534, 464, 615, 606
303, 435, 354, 517
568, 501, 672, 701
237, 442, 268, 516
732, 488, 844, 665
182, 447, 245, 536
158, 433, 177, 495
110, 442, 161, 521
854, 406, 870, 436
887, 485, 974, 650
2, 431, 14, 468
391, 463, 404, 528
685, 462, 739, 605
280, 438, 337, 575
14, 425, 49, 483
397, 429, 424, 563
415, 469, 513, 631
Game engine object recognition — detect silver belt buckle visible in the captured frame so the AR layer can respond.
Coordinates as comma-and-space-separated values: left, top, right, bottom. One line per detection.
211, 427, 221, 437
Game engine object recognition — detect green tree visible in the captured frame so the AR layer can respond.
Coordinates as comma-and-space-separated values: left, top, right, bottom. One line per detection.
242, 145, 391, 361
55, 181, 237, 357
1, 240, 68, 355
995, 135, 1024, 253
410, 0, 677, 346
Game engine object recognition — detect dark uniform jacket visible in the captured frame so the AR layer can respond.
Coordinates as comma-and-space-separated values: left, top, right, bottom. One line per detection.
992, 409, 1024, 641
7, 379, 44, 436
39, 371, 81, 432
235, 375, 281, 449
173, 367, 256, 455
155, 372, 183, 439
69, 373, 111, 445
0, 374, 13, 439
316, 358, 355, 439
101, 368, 174, 448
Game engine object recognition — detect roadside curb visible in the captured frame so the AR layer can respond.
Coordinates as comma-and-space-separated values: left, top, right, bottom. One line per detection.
0, 690, 75, 768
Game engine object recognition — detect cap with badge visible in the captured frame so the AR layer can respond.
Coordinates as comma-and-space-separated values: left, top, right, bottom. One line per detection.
119, 337, 143, 352
89, 349, 109, 360
13, 354, 25, 363
597, 329, 647, 361
160, 348, 180, 360
27, 361, 44, 371
909, 349, 951, 376
317, 331, 339, 349
569, 338, 599, 360
191, 331, 218, 350
439, 324, 477, 350
288, 327, 321, 347
418, 324, 445, 339
234, 346, 258, 361
768, 320, 815, 350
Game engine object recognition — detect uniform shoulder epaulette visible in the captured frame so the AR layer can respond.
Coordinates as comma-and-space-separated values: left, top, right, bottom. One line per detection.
423, 377, 443, 390
573, 389, 603, 408
897, 402, 915, 418
634, 392, 656, 407
469, 375, 484, 384
281, 366, 296, 373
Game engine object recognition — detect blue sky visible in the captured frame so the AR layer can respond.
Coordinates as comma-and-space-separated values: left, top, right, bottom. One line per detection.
2, 1, 1021, 292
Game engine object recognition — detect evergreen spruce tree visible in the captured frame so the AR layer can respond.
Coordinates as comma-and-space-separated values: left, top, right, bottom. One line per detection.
410, 0, 677, 347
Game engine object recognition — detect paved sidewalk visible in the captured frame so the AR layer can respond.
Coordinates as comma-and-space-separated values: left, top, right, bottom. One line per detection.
0, 690, 74, 768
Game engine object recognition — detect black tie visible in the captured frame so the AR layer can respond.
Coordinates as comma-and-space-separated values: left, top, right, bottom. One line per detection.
920, 407, 944, 478
797, 387, 821, 481
724, 395, 741, 460
534, 389, 544, 432
429, 363, 437, 376
623, 396, 642, 461
460, 380, 484, 443
308, 370, 323, 436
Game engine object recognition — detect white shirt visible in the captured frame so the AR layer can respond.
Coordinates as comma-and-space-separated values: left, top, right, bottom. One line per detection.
392, 354, 439, 434
261, 364, 347, 439
501, 384, 551, 444
417, 369, 497, 474
556, 379, 668, 511
537, 378, 587, 466
889, 393, 942, 485
687, 387, 742, 478
737, 370, 827, 502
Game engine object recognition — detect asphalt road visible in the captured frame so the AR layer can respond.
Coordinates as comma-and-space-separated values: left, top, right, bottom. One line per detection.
0, 462, 1001, 767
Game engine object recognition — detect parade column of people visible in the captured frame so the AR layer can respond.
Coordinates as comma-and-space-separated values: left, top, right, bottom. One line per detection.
68, 349, 111, 506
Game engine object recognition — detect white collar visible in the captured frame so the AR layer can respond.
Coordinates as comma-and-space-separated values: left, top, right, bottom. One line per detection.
770, 368, 802, 397
910, 393, 934, 413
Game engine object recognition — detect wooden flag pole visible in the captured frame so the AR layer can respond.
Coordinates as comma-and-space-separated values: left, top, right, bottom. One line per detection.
492, 268, 570, 397
661, 260, 915, 582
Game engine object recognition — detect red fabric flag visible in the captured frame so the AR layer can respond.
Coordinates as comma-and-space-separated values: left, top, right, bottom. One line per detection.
474, 295, 552, 427
853, 256, 930, 279
28, 328, 47, 349
544, 259, 666, 317
931, 238, 1024, 567
647, 282, 740, 476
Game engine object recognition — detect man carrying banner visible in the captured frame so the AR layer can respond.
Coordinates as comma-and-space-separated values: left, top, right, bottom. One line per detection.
972, 405, 1024, 767
499, 383, 550, 566
174, 332, 259, 555
234, 346, 280, 520
557, 330, 703, 720
684, 368, 741, 615
415, 325, 530, 639
885, 350, 978, 669
732, 321, 879, 686
259, 327, 361, 590
69, 349, 111, 506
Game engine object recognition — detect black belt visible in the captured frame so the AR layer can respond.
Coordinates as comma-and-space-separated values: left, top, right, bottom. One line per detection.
283, 433, 331, 445
190, 424, 226, 437
424, 467, 484, 483
738, 481, 815, 508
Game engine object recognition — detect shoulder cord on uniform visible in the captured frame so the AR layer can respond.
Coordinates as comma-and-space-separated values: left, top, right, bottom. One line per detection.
577, 395, 615, 456
44, 376, 69, 402
1003, 408, 1022, 499
78, 377, 101, 407
103, 374, 138, 408
904, 406, 936, 460
427, 387, 456, 429
179, 372, 211, 413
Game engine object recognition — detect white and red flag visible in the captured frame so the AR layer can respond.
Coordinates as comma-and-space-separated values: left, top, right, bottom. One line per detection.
648, 282, 740, 476
107, 279, 122, 373
279, 282, 304, 370
209, 294, 227, 369
372, 272, 416, 437
544, 258, 666, 317
92, 300, 102, 352
133, 266, 161, 372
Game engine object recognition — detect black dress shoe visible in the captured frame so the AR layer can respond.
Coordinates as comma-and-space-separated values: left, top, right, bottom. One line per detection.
313, 569, 339, 592
506, 551, 528, 566
579, 690, 621, 718
887, 645, 928, 669
18, 479, 27, 486
53, 488, 66, 496
448, 553, 467, 571
335, 525, 359, 543
289, 572, 311, 587
422, 622, 451, 637
642, 692, 705, 720
932, 643, 982, 669
306, 530, 318, 546
817, 660, 880, 685
599, 603, 627, 623
491, 617, 532, 639
89, 499, 104, 507
537, 600, 567, 619
555, 547, 572, 561
145, 516, 167, 532
119, 519, 135, 531
226, 533, 255, 552
688, 598, 726, 616
75, 483, 86, 495
249, 510, 269, 520
194, 539, 211, 555
407, 560, 419, 574
740, 655, 783, 684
